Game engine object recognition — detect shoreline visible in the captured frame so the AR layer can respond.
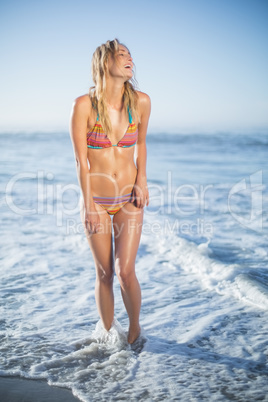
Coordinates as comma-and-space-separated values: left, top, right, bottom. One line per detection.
0, 376, 80, 402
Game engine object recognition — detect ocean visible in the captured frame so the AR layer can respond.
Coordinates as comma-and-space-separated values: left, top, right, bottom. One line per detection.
0, 131, 268, 401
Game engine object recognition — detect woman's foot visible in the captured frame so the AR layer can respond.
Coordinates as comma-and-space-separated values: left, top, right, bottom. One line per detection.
128, 325, 141, 344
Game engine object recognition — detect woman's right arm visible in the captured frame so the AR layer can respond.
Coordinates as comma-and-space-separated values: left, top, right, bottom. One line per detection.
69, 96, 99, 233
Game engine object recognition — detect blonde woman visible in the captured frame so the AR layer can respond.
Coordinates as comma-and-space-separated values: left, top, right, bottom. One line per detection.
70, 39, 151, 344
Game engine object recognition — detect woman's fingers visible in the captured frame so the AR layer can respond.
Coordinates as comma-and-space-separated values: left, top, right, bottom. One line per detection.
137, 191, 145, 208
135, 190, 142, 208
132, 187, 149, 208
85, 214, 100, 234
130, 192, 135, 203
88, 223, 98, 234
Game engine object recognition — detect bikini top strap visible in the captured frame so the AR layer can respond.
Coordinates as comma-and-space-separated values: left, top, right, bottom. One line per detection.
127, 105, 133, 124
91, 98, 99, 122
91, 99, 100, 121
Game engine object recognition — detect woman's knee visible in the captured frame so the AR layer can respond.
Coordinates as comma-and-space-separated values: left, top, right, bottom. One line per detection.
95, 263, 114, 285
115, 261, 135, 288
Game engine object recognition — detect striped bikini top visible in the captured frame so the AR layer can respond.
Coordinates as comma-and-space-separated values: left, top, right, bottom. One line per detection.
87, 107, 138, 149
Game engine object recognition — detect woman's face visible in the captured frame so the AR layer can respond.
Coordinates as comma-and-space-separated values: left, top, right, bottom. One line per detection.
107, 45, 133, 81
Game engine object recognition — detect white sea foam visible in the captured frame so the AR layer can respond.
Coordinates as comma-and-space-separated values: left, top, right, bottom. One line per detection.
141, 219, 268, 310
1, 132, 268, 401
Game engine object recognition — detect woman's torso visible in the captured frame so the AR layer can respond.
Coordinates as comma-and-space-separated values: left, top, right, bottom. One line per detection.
86, 97, 138, 197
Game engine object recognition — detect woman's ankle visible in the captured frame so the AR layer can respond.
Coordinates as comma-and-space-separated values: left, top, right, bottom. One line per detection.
128, 324, 141, 343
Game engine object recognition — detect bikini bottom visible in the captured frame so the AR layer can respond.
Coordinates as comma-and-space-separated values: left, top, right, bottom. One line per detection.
92, 192, 132, 215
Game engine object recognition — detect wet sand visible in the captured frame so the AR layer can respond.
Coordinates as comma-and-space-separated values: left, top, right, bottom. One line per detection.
0, 377, 80, 402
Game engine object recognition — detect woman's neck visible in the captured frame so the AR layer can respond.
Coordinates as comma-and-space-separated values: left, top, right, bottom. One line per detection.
105, 78, 125, 110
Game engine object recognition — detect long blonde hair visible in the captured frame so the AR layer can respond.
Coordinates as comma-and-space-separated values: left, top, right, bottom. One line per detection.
89, 39, 139, 134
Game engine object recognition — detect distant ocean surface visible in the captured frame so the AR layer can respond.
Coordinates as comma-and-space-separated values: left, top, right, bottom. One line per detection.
0, 131, 268, 401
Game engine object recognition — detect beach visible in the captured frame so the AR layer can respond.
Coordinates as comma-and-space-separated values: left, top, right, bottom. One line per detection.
0, 131, 267, 401
0, 377, 79, 401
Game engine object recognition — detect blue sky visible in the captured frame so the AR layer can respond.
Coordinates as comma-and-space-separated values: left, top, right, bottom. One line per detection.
0, 0, 267, 133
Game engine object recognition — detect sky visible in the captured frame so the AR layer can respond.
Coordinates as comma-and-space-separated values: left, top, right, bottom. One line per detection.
0, 0, 267, 133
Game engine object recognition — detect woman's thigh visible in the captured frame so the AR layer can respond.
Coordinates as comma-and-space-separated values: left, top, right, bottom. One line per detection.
80, 198, 114, 276
112, 202, 144, 269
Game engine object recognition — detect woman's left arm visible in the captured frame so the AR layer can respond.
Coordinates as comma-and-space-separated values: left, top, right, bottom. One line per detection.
132, 92, 151, 208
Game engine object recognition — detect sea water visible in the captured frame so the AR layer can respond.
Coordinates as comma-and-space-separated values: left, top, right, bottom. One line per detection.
0, 131, 267, 401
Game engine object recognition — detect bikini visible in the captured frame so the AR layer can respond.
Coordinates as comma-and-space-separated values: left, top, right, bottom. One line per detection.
92, 192, 133, 216
87, 107, 138, 149
87, 107, 138, 215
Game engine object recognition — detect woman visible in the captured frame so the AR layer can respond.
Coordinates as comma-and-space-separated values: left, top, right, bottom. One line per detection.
70, 39, 151, 344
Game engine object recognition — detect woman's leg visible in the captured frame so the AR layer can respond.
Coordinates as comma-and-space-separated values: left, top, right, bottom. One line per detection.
80, 200, 114, 331
112, 202, 144, 343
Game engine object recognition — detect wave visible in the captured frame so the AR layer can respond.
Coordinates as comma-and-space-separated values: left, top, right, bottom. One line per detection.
142, 219, 268, 310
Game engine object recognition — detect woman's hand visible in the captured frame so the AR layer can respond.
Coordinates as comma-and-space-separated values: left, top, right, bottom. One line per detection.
85, 207, 100, 234
131, 175, 149, 208
80, 200, 100, 235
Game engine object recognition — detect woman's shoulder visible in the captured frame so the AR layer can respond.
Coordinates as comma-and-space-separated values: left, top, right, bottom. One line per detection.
136, 90, 151, 104
72, 94, 92, 111
136, 91, 151, 116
